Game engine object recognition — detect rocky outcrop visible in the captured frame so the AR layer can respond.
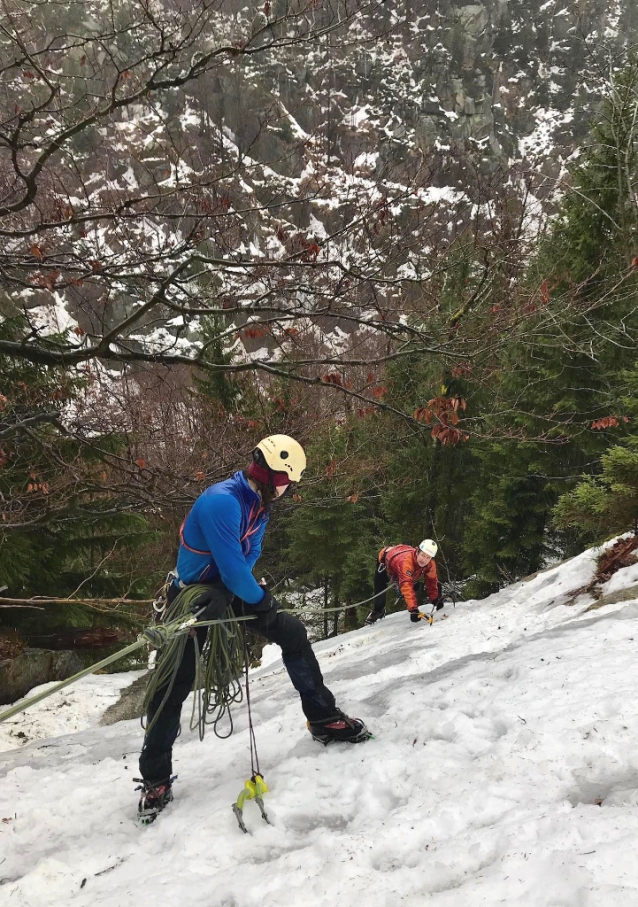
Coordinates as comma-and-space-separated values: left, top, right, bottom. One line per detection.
0, 649, 83, 706
99, 672, 151, 726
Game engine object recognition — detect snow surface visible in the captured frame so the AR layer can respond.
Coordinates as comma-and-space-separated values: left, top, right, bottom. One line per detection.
3, 543, 638, 905
0, 672, 142, 754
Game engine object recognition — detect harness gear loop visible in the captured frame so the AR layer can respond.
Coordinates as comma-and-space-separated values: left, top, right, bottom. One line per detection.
152, 572, 175, 621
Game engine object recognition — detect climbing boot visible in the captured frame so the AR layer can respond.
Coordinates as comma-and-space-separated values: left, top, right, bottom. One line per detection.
307, 710, 371, 745
136, 779, 174, 824
364, 608, 385, 625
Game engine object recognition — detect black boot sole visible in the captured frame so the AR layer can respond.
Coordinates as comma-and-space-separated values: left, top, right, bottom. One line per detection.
308, 723, 373, 745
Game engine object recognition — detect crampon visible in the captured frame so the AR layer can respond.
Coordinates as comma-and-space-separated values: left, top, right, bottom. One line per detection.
136, 778, 174, 825
307, 711, 372, 745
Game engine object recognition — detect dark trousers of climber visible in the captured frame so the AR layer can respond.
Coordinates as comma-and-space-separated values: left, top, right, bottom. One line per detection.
139, 589, 337, 785
371, 564, 390, 615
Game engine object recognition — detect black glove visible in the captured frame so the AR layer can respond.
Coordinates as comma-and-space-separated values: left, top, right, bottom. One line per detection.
433, 595, 445, 611
251, 587, 280, 630
190, 583, 234, 622
409, 610, 422, 623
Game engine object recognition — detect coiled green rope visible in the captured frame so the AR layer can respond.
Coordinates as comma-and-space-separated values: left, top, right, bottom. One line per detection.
142, 584, 248, 741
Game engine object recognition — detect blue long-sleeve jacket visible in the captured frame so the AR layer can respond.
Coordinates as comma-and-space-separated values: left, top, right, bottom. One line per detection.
174, 471, 269, 605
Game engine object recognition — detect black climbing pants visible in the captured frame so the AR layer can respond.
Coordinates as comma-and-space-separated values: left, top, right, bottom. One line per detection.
139, 585, 337, 784
371, 561, 390, 613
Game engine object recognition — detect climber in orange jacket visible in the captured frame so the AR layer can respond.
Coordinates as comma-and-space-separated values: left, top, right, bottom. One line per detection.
365, 539, 444, 624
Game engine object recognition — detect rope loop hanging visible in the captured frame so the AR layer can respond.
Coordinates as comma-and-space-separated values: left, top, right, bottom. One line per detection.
141, 584, 246, 740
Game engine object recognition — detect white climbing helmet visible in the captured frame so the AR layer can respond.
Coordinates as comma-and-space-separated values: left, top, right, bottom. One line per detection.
418, 539, 438, 558
254, 434, 307, 482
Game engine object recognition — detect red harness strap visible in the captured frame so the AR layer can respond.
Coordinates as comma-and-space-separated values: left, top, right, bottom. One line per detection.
179, 503, 264, 555
179, 518, 209, 555
240, 503, 264, 545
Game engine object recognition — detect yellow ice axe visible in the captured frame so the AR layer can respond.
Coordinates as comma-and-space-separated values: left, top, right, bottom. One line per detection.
232, 774, 271, 833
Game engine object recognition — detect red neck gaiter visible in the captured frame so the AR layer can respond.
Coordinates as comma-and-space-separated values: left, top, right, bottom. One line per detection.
247, 461, 290, 488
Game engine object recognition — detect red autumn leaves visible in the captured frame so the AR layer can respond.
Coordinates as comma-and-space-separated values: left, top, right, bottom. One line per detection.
414, 395, 469, 446
591, 415, 630, 430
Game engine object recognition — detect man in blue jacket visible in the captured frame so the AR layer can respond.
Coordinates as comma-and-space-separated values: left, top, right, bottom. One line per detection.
138, 434, 369, 820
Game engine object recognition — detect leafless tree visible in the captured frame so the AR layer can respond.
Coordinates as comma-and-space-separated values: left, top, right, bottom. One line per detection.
0, 0, 554, 408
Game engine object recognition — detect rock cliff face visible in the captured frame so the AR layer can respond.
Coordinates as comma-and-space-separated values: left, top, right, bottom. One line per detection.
201, 0, 630, 188
5, 0, 634, 363
143, 0, 631, 278
0, 650, 83, 706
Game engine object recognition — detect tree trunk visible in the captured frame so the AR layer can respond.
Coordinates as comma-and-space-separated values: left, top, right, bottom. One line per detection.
323, 579, 329, 640
331, 597, 340, 637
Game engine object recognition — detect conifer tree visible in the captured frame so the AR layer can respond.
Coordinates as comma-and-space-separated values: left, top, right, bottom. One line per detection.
554, 366, 638, 541
283, 423, 379, 634
462, 60, 638, 593
0, 314, 154, 640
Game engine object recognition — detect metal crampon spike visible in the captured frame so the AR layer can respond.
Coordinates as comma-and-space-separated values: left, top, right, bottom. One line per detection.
232, 802, 249, 834
255, 796, 271, 825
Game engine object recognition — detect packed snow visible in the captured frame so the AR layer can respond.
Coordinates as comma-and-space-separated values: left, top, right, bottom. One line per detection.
2, 541, 638, 905
0, 672, 141, 754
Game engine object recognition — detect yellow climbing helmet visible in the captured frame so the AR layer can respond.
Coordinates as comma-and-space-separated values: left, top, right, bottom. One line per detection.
254, 435, 306, 483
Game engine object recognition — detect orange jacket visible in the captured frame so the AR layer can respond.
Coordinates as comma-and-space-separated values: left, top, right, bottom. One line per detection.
379, 545, 439, 612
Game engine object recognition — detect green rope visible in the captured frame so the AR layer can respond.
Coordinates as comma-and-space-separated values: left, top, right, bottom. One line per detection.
141, 585, 247, 741
0, 609, 205, 726
0, 607, 250, 727
0, 586, 391, 728
197, 606, 245, 739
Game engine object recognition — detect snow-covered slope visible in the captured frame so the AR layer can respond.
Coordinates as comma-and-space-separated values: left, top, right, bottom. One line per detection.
0, 672, 143, 755
2, 543, 638, 906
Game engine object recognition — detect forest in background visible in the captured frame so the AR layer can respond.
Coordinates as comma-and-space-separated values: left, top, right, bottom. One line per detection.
2, 0, 638, 654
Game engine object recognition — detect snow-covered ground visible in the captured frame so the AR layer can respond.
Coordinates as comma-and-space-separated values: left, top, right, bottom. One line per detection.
3, 543, 638, 906
0, 672, 142, 754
